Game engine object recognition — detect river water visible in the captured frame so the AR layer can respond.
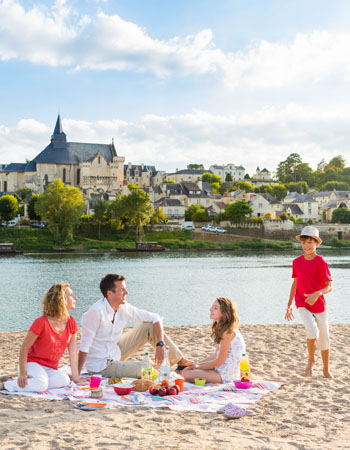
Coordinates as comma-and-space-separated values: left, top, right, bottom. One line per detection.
0, 250, 349, 331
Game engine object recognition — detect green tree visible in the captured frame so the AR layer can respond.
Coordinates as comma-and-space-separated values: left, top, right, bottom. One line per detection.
127, 183, 139, 191
321, 181, 350, 191
0, 195, 18, 225
285, 181, 309, 194
150, 208, 168, 225
187, 164, 204, 170
225, 173, 233, 182
254, 185, 272, 194
17, 187, 33, 201
325, 155, 346, 171
244, 173, 250, 179
162, 179, 176, 184
185, 204, 203, 221
93, 199, 112, 239
35, 179, 85, 244
279, 212, 288, 221
232, 181, 253, 192
209, 182, 221, 194
201, 172, 222, 185
111, 189, 153, 230
276, 153, 302, 182
27, 194, 41, 221
331, 207, 350, 223
192, 209, 209, 222
224, 201, 252, 223
270, 184, 288, 200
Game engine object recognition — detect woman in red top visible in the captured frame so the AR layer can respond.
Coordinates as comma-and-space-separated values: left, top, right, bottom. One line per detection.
1, 282, 85, 392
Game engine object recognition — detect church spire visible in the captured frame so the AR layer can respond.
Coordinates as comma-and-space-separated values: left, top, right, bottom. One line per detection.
51, 114, 67, 148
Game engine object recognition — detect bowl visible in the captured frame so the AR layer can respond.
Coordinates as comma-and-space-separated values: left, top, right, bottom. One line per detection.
234, 380, 252, 389
113, 384, 133, 395
194, 378, 206, 386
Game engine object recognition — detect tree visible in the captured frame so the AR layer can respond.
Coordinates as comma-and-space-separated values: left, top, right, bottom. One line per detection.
35, 179, 85, 244
0, 195, 18, 225
224, 201, 252, 223
321, 181, 350, 191
254, 185, 272, 194
285, 181, 309, 194
326, 155, 346, 171
111, 189, 153, 231
17, 187, 33, 201
232, 181, 253, 192
270, 184, 288, 200
93, 199, 112, 239
276, 153, 302, 182
185, 204, 203, 221
209, 182, 221, 194
27, 194, 41, 221
225, 173, 233, 182
150, 208, 168, 225
192, 209, 209, 222
244, 173, 250, 179
279, 212, 288, 222
187, 164, 204, 170
127, 183, 139, 191
162, 179, 176, 184
331, 207, 350, 224
201, 172, 222, 184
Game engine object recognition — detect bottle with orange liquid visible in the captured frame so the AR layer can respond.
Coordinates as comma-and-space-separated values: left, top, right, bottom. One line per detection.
239, 353, 251, 380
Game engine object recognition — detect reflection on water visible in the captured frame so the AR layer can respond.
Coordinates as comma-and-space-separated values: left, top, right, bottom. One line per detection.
0, 249, 349, 331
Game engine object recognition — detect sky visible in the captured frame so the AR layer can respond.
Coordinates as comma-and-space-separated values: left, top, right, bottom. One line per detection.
1, 0, 350, 176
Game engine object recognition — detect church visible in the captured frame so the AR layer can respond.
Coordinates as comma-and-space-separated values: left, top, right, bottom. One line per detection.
0, 115, 125, 195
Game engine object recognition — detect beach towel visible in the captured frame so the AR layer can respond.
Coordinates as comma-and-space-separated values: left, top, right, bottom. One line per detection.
0, 371, 282, 413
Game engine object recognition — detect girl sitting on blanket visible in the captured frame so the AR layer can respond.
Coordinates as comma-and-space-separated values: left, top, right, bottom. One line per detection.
183, 297, 245, 384
0, 282, 85, 393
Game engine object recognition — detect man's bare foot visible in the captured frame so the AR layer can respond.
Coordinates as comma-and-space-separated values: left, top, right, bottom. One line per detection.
305, 360, 314, 376
323, 370, 333, 379
0, 381, 4, 390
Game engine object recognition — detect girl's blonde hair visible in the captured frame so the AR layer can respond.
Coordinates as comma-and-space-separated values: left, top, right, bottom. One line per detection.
211, 297, 239, 344
42, 282, 70, 319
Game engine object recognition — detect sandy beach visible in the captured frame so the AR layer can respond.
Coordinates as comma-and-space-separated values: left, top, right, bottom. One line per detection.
0, 324, 349, 449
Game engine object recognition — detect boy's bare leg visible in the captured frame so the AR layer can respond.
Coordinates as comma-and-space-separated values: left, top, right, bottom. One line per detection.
321, 349, 332, 378
305, 338, 316, 376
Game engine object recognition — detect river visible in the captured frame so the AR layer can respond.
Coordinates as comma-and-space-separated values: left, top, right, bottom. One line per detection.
0, 249, 349, 331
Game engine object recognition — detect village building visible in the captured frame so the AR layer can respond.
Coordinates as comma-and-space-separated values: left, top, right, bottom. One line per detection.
0, 115, 125, 195
124, 163, 165, 188
209, 164, 245, 182
166, 169, 209, 183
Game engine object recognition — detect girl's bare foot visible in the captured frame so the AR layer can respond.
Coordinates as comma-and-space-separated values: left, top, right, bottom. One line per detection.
305, 360, 314, 376
323, 370, 333, 378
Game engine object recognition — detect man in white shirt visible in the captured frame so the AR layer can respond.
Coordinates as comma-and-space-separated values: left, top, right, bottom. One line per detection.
78, 273, 189, 378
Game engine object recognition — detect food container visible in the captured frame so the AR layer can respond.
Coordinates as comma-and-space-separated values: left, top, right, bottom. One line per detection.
90, 388, 103, 398
234, 380, 253, 389
113, 384, 133, 395
194, 378, 206, 386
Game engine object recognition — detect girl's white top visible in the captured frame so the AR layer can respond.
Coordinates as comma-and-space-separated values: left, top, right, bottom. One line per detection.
215, 329, 246, 383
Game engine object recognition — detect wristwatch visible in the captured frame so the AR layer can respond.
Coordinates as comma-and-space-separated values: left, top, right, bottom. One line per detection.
156, 340, 165, 347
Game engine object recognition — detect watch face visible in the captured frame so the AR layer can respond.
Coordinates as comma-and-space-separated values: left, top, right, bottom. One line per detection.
156, 341, 165, 347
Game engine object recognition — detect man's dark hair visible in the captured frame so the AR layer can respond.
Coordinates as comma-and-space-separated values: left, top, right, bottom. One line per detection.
100, 274, 126, 298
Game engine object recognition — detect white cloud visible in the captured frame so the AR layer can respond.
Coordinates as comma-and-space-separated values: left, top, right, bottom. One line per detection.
2, 0, 350, 89
1, 106, 349, 174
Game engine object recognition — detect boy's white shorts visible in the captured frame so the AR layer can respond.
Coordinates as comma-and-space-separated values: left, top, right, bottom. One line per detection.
298, 308, 330, 351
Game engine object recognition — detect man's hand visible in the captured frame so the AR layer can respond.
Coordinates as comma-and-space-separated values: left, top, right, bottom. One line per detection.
304, 292, 319, 305
155, 346, 165, 366
285, 307, 295, 321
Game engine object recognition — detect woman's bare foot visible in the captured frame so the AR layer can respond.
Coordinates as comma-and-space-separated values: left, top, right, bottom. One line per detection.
323, 370, 333, 378
0, 381, 4, 390
305, 360, 314, 376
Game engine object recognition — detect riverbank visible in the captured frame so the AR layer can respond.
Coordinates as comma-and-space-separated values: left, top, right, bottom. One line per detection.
1, 324, 349, 449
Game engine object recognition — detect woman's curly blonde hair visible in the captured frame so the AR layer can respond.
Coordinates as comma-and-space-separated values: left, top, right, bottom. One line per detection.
211, 297, 239, 344
42, 282, 70, 319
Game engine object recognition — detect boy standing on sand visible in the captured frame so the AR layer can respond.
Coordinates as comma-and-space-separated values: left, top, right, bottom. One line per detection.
285, 226, 333, 378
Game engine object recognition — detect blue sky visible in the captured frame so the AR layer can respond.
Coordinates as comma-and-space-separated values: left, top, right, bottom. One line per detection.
1, 0, 350, 174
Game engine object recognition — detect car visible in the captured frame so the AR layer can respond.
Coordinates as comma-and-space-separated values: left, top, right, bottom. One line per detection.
1, 219, 17, 227
201, 224, 216, 232
214, 227, 228, 233
181, 223, 195, 231
30, 220, 46, 229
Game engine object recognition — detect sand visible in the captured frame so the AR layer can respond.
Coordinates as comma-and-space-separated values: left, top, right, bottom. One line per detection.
0, 324, 349, 450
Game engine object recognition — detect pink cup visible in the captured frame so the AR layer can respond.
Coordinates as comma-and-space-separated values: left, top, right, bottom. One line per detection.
89, 375, 102, 388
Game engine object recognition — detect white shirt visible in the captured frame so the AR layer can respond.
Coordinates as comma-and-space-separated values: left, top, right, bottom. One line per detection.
79, 298, 162, 373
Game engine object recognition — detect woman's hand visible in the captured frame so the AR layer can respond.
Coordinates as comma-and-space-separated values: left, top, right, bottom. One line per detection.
72, 377, 89, 385
17, 374, 28, 388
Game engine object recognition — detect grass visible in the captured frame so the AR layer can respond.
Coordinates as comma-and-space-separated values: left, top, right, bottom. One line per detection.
0, 226, 295, 252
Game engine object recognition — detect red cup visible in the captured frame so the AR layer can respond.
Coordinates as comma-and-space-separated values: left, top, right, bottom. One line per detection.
175, 378, 184, 392
89, 375, 102, 388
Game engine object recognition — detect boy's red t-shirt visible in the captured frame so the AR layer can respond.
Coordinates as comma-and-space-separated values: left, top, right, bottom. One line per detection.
292, 254, 332, 313
27, 315, 78, 369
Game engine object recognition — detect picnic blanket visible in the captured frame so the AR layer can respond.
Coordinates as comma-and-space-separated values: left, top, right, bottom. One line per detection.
0, 372, 282, 413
